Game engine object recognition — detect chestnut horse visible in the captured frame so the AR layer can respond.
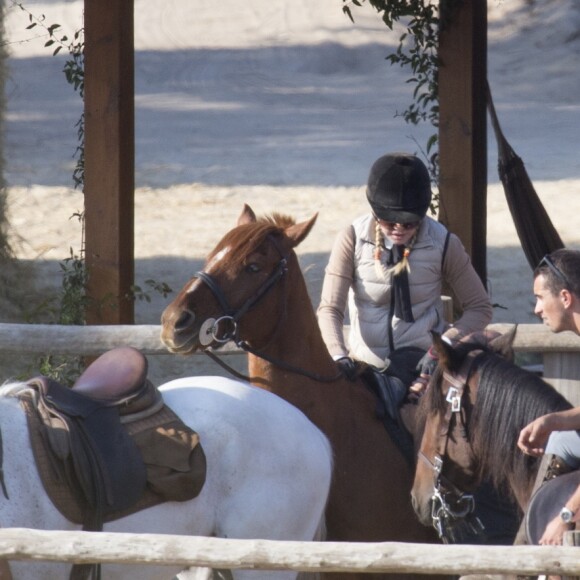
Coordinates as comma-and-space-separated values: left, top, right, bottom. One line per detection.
161, 205, 445, 580
411, 332, 572, 542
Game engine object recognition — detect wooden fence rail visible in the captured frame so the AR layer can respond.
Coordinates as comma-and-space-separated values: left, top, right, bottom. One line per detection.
0, 529, 579, 576
2, 321, 580, 404
1, 322, 580, 356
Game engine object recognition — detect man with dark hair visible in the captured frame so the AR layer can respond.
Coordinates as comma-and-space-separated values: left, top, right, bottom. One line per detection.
518, 249, 580, 544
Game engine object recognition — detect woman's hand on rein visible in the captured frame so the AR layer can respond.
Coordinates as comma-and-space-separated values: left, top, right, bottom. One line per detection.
408, 374, 429, 401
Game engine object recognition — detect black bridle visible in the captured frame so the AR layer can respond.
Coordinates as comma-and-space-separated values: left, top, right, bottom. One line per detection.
417, 349, 485, 543
196, 235, 343, 383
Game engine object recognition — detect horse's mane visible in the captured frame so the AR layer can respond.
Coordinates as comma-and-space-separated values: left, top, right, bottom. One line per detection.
471, 351, 572, 495
207, 213, 296, 268
419, 341, 573, 501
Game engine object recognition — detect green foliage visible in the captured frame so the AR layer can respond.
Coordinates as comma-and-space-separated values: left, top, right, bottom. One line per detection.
342, 0, 464, 206
130, 280, 173, 304
33, 248, 88, 385
10, 3, 87, 382
15, 2, 86, 189
59, 247, 89, 325
343, 0, 440, 133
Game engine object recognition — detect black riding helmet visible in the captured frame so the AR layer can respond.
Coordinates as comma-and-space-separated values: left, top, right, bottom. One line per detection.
366, 153, 432, 223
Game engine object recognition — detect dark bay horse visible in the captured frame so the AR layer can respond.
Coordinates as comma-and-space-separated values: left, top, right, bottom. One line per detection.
161, 205, 445, 580
411, 331, 573, 541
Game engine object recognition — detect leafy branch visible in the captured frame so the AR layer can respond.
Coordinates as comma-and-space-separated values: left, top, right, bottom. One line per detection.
342, 0, 463, 192
343, 0, 440, 150
14, 1, 86, 189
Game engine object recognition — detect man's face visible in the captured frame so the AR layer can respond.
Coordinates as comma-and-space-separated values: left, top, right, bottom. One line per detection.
533, 273, 572, 333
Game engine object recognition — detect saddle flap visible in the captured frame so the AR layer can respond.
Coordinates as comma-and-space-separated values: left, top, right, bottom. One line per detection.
525, 469, 580, 544
25, 377, 148, 529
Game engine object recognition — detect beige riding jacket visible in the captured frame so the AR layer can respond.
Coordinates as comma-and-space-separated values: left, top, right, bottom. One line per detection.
317, 214, 493, 369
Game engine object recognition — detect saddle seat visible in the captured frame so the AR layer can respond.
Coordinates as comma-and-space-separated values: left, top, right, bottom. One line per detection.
71, 346, 163, 419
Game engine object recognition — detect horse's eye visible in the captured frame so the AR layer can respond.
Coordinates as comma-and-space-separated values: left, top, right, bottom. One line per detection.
245, 263, 261, 274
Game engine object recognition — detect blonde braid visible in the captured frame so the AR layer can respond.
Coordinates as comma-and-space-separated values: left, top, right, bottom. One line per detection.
387, 229, 419, 276
374, 221, 420, 278
374, 222, 390, 280
374, 222, 383, 261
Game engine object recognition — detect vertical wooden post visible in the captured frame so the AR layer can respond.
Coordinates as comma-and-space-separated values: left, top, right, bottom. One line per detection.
84, 0, 135, 324
438, 0, 488, 285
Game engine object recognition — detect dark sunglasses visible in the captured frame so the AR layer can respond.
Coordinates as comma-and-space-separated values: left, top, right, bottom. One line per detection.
374, 217, 420, 231
538, 254, 571, 289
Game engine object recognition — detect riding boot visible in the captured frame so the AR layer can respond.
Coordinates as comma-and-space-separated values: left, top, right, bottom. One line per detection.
513, 453, 573, 546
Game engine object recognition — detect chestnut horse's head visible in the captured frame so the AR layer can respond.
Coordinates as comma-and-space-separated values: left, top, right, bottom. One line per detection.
161, 204, 317, 354
411, 329, 516, 540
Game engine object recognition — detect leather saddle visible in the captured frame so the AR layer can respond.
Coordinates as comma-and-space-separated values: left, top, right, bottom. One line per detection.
21, 347, 206, 533
525, 469, 580, 544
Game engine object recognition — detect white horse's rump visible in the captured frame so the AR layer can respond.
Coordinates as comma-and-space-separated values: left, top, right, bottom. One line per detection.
0, 376, 332, 579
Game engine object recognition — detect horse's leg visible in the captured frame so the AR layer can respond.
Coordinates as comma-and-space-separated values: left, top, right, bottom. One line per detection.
0, 560, 13, 580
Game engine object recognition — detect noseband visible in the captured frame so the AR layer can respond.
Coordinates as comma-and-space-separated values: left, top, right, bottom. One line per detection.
418, 349, 485, 543
196, 235, 342, 383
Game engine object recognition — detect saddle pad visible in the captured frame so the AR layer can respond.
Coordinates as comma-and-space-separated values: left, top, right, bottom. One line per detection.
525, 469, 580, 544
22, 396, 206, 525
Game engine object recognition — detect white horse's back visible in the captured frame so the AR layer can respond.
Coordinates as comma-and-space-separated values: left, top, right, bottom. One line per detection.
0, 377, 332, 579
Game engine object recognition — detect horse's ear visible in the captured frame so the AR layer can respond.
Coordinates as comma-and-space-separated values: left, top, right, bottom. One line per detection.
489, 325, 517, 362
431, 331, 463, 373
237, 204, 257, 226
431, 332, 453, 368
284, 213, 318, 248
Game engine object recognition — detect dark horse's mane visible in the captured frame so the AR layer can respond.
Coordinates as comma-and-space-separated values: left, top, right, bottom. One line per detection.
471, 351, 572, 494
421, 341, 572, 500
207, 213, 295, 268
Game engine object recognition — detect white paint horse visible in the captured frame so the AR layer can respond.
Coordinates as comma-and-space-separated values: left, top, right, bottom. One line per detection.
0, 375, 332, 579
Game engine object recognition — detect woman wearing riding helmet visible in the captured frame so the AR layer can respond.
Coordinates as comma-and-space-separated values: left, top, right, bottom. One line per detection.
317, 152, 492, 400
317, 152, 521, 546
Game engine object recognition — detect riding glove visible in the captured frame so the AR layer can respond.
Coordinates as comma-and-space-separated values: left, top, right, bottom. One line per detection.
416, 347, 439, 377
336, 356, 358, 381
